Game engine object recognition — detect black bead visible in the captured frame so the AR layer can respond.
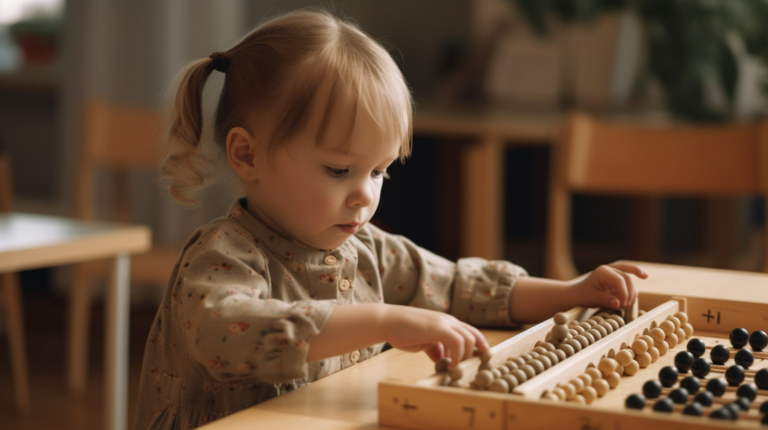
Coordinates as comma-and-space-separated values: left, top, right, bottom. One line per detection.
725, 402, 741, 420
710, 344, 730, 365
762, 413, 768, 426
756, 368, 768, 390
693, 390, 714, 407
735, 349, 754, 369
643, 379, 663, 399
674, 351, 694, 373
726, 365, 746, 387
686, 338, 706, 358
625, 393, 646, 410
680, 376, 700, 394
759, 400, 768, 414
652, 398, 674, 413
659, 366, 679, 388
750, 330, 768, 352
730, 328, 750, 349
668, 387, 689, 404
734, 397, 751, 411
682, 402, 703, 417
710, 407, 731, 420
706, 378, 727, 397
691, 358, 711, 379
736, 383, 757, 402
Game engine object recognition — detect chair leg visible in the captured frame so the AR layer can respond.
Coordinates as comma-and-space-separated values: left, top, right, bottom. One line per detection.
67, 264, 95, 394
2, 272, 31, 414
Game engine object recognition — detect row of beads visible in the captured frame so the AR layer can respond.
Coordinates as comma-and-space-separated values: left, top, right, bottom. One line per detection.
542, 358, 622, 403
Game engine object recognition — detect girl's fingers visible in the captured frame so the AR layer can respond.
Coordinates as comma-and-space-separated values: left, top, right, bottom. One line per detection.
465, 323, 489, 352
425, 343, 445, 363
611, 268, 634, 308
599, 266, 628, 308
607, 263, 648, 279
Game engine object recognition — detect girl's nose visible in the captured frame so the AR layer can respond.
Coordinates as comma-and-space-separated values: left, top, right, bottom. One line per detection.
347, 179, 375, 208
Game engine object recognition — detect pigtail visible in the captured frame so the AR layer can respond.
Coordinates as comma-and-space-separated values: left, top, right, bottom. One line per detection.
159, 58, 217, 205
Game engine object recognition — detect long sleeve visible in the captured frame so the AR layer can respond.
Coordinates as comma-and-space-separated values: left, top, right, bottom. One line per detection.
176, 227, 336, 383
356, 223, 528, 327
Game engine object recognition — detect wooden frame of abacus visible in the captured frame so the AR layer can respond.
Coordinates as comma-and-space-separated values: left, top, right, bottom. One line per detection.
379, 292, 768, 430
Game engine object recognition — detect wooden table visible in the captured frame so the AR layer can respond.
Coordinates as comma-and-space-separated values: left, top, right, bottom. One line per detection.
200, 261, 766, 429
0, 212, 151, 430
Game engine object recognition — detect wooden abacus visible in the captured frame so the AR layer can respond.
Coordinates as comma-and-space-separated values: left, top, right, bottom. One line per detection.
379, 291, 768, 429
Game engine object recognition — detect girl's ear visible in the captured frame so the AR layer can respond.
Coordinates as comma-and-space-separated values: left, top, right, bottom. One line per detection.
226, 127, 260, 181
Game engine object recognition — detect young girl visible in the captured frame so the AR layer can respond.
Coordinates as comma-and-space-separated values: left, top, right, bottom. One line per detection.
135, 9, 647, 429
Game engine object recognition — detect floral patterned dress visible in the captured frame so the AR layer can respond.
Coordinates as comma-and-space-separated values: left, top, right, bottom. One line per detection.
133, 198, 527, 429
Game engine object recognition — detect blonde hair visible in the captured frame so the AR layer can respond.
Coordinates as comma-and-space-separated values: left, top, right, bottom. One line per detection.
160, 9, 413, 205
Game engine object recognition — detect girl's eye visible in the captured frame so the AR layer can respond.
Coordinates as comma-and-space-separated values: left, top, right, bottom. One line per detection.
372, 170, 391, 180
325, 166, 349, 177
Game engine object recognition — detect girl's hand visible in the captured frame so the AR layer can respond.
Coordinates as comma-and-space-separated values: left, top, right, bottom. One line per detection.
570, 263, 648, 310
382, 305, 488, 368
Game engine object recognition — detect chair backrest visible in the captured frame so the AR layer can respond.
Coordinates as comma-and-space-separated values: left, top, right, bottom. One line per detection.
77, 99, 165, 221
546, 111, 768, 279
0, 150, 13, 212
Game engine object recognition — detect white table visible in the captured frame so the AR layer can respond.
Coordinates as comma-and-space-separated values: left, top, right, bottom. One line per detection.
0, 212, 151, 430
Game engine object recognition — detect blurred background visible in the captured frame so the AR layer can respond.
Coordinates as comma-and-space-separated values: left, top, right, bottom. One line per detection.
1, 0, 767, 428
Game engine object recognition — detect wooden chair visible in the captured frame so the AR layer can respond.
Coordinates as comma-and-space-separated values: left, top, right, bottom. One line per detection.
0, 150, 31, 413
68, 99, 176, 393
546, 111, 768, 280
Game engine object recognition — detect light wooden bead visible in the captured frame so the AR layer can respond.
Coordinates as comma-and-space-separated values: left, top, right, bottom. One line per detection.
511, 369, 528, 383
502, 373, 519, 389
582, 386, 597, 404
674, 312, 689, 326
474, 370, 494, 387
551, 387, 566, 401
570, 377, 585, 393
668, 316, 681, 331
435, 357, 451, 372
561, 383, 577, 400
640, 335, 655, 350
666, 333, 678, 349
497, 365, 509, 375
580, 320, 595, 329
479, 362, 493, 371
527, 359, 545, 374
488, 378, 510, 393
479, 350, 493, 362
565, 339, 583, 352
592, 316, 605, 324
553, 312, 569, 325
491, 368, 502, 378
655, 340, 669, 356
551, 324, 570, 341
538, 355, 553, 370
624, 360, 640, 376
608, 314, 625, 327
543, 342, 557, 352
648, 346, 660, 363
544, 351, 559, 365
636, 352, 651, 368
585, 367, 603, 381
587, 329, 602, 341
615, 349, 634, 367
448, 380, 465, 388
528, 351, 540, 359
594, 325, 608, 338
605, 319, 620, 331
558, 343, 575, 357
600, 321, 614, 334
574, 335, 589, 349
572, 325, 585, 335
582, 331, 596, 344
448, 367, 463, 380
615, 364, 623, 376
542, 393, 558, 401
649, 327, 666, 343
511, 357, 526, 367
554, 349, 567, 362
631, 339, 648, 356
568, 329, 579, 337
570, 394, 586, 404
578, 373, 593, 388
683, 323, 694, 339
520, 364, 536, 379
592, 378, 610, 397
659, 320, 675, 336
535, 340, 548, 348
547, 338, 561, 348
675, 328, 686, 343
504, 360, 518, 371
605, 372, 621, 389
532, 346, 548, 355
598, 358, 618, 377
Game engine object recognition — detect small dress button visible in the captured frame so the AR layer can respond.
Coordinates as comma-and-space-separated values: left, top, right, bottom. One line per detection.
324, 255, 337, 265
339, 279, 350, 291
350, 350, 361, 363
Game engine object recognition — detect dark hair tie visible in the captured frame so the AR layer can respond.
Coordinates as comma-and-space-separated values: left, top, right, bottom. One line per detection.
209, 52, 231, 73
